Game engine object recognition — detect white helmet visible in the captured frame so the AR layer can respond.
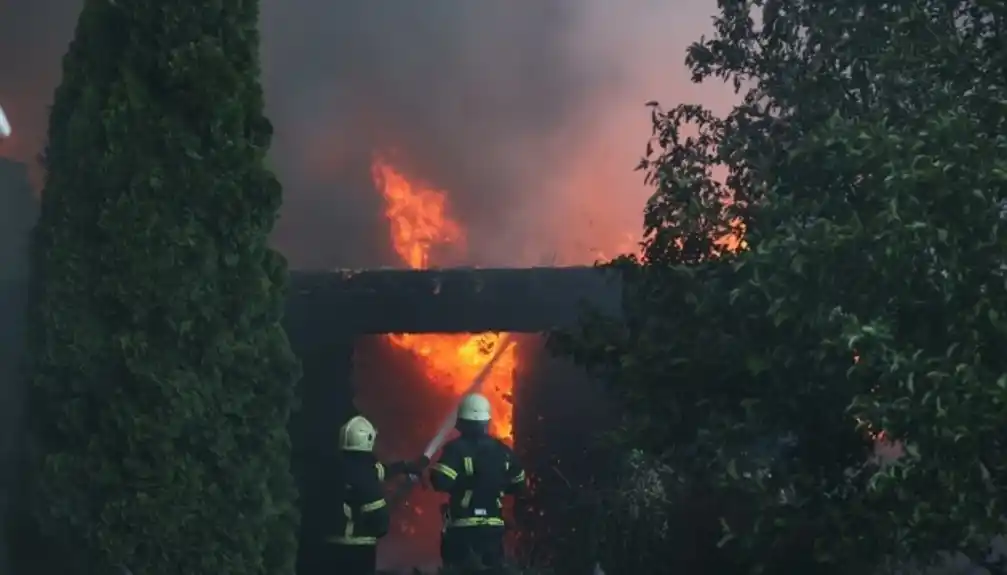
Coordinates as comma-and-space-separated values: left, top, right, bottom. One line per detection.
457, 393, 491, 422
338, 415, 376, 452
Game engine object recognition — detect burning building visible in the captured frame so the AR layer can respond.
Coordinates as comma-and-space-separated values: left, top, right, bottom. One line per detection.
286, 156, 622, 572
4, 2, 667, 565
4, 9, 700, 568
1, 152, 623, 574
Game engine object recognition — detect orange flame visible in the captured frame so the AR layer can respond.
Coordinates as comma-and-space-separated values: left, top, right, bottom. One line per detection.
372, 158, 466, 269
387, 332, 516, 440
371, 154, 516, 442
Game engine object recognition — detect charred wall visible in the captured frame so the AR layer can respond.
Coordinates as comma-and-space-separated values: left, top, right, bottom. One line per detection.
285, 267, 621, 335
512, 335, 616, 570
0, 158, 37, 575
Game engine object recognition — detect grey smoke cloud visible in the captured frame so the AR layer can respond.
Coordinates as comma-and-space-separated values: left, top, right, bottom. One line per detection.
261, 0, 610, 268
1, 0, 730, 269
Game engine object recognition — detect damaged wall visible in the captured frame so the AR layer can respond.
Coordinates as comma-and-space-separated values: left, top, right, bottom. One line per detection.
286, 267, 622, 334
513, 335, 616, 570
0, 158, 37, 575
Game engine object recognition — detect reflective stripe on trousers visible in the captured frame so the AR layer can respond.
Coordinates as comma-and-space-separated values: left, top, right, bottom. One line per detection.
331, 494, 386, 545
444, 455, 506, 529
447, 516, 506, 528
325, 536, 377, 545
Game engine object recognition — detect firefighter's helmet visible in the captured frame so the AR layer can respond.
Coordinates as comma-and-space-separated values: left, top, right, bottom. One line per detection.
339, 415, 377, 452
457, 393, 491, 422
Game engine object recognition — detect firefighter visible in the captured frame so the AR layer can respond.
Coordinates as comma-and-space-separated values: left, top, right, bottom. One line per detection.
324, 415, 421, 575
429, 393, 527, 572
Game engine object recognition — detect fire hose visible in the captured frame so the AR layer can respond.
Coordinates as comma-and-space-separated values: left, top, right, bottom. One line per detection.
389, 333, 516, 509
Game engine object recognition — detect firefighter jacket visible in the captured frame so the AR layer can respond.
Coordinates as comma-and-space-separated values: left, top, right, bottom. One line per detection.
328, 453, 391, 546
429, 434, 526, 529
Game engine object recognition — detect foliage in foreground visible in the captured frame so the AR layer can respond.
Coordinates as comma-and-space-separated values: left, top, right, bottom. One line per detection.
26, 0, 301, 573
553, 0, 1007, 572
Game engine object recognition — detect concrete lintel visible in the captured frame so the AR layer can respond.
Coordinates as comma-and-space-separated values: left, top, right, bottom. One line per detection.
286, 266, 622, 335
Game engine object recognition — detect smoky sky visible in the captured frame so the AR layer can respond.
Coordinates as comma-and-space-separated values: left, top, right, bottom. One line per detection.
261, 0, 613, 268
1, 0, 730, 269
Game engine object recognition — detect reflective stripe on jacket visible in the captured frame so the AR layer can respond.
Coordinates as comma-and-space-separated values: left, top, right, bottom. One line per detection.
430, 436, 526, 529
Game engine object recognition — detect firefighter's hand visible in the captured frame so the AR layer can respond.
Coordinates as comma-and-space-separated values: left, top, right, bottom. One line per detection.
402, 456, 429, 477
386, 461, 410, 477
387, 458, 427, 478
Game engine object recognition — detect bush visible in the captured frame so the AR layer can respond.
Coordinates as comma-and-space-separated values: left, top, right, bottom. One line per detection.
588, 447, 770, 575
26, 0, 301, 573
590, 449, 675, 574
555, 0, 1007, 571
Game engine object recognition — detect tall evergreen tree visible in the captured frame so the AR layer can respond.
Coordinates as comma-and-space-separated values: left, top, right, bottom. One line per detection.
27, 0, 301, 573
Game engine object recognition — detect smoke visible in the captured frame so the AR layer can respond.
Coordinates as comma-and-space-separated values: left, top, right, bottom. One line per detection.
0, 0, 81, 177
1, 0, 733, 267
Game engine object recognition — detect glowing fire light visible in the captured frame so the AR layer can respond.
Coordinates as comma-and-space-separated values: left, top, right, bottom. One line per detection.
371, 154, 517, 442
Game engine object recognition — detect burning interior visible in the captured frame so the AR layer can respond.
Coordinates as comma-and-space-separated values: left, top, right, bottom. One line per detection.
352, 331, 614, 571
354, 332, 517, 570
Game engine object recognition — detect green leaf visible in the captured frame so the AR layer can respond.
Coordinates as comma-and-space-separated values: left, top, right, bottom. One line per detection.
727, 459, 739, 479
729, 287, 742, 304
549, 0, 1007, 568
716, 517, 735, 548
790, 254, 806, 275
745, 355, 769, 375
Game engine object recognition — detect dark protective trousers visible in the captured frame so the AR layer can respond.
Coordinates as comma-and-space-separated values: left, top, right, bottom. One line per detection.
440, 526, 506, 572
318, 543, 377, 575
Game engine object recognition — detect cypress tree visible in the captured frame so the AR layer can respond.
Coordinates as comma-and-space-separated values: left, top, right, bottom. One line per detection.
28, 0, 301, 573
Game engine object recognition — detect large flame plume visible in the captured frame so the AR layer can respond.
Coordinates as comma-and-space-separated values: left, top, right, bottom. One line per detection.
371, 155, 517, 442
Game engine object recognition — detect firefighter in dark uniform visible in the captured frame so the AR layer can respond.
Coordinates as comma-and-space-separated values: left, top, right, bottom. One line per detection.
324, 415, 420, 575
429, 393, 527, 572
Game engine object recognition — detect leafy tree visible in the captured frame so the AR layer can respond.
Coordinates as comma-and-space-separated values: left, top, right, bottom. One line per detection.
26, 0, 301, 573
554, 0, 1007, 572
